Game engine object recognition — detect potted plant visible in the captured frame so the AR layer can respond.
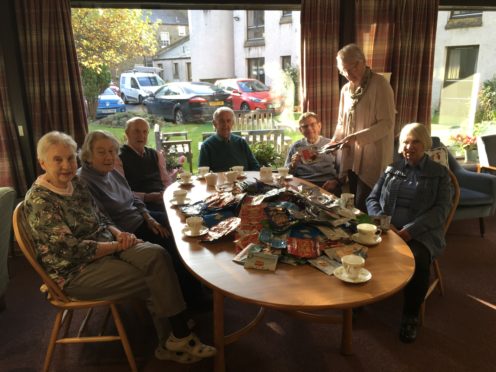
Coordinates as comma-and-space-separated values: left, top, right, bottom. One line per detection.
449, 133, 478, 162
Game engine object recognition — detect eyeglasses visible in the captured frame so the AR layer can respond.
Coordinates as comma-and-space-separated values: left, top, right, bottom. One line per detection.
338, 61, 359, 76
299, 121, 319, 129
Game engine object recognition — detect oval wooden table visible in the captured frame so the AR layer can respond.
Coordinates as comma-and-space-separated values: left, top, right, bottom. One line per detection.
164, 172, 414, 372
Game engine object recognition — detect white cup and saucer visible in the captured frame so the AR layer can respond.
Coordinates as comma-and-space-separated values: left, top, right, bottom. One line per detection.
277, 167, 292, 180
183, 216, 208, 237
197, 166, 210, 179
230, 166, 245, 178
178, 171, 194, 186
259, 166, 273, 182
225, 171, 238, 184
204, 172, 218, 187
334, 254, 372, 284
170, 189, 190, 206
352, 223, 382, 246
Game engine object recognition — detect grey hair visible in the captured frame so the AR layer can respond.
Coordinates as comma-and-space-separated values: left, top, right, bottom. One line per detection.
125, 116, 150, 133
398, 123, 432, 153
336, 43, 366, 64
37, 131, 77, 161
298, 112, 320, 126
79, 130, 120, 164
212, 106, 235, 123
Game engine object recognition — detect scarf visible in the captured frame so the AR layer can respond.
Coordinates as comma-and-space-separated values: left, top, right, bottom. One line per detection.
346, 67, 372, 135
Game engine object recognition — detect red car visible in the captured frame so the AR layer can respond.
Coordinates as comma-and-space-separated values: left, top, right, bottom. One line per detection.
214, 78, 282, 114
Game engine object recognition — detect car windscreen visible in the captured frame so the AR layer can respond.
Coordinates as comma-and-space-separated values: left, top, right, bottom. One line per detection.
181, 84, 223, 95
102, 88, 116, 95
137, 76, 165, 87
238, 80, 269, 92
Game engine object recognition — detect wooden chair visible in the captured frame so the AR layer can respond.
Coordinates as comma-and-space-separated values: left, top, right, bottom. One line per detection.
419, 169, 460, 325
153, 125, 193, 173
233, 110, 275, 130
12, 203, 138, 372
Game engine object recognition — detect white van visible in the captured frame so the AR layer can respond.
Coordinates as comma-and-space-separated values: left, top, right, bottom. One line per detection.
119, 70, 165, 104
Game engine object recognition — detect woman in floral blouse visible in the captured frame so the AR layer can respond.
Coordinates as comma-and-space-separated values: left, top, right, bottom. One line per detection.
24, 131, 215, 364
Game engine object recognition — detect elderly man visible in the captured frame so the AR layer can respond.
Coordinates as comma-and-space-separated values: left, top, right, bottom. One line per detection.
331, 43, 395, 212
198, 106, 260, 172
115, 117, 176, 211
285, 112, 341, 194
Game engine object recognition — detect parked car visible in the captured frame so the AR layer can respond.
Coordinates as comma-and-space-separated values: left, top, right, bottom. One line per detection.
214, 78, 283, 113
119, 71, 165, 104
95, 88, 126, 119
143, 82, 232, 124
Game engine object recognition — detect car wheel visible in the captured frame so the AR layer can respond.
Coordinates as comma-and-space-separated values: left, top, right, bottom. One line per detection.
240, 102, 250, 111
138, 95, 143, 104
121, 94, 128, 104
174, 109, 184, 124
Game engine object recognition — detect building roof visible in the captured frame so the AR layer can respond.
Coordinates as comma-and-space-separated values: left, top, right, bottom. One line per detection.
146, 9, 188, 25
154, 36, 191, 60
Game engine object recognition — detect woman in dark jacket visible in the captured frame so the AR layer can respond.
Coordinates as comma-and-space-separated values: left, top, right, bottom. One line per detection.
366, 123, 452, 343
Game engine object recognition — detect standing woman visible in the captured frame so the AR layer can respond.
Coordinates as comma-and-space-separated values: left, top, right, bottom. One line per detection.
366, 123, 452, 343
24, 131, 215, 363
331, 44, 396, 212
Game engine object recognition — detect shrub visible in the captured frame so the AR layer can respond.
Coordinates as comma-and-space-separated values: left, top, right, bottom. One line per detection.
476, 75, 496, 123
250, 142, 284, 167
90, 112, 170, 128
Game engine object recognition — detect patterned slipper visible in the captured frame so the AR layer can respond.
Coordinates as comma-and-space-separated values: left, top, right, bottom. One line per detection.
166, 332, 216, 358
155, 345, 201, 364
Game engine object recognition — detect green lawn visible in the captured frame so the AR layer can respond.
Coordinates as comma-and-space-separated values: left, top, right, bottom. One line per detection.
89, 119, 301, 172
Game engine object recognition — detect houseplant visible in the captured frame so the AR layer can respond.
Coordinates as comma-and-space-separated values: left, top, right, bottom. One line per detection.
449, 133, 478, 162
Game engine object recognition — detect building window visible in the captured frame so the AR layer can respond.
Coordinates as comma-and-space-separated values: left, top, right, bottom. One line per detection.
178, 25, 186, 36
160, 31, 170, 47
446, 10, 482, 29
282, 10, 292, 17
247, 10, 264, 40
173, 63, 179, 79
247, 58, 265, 83
281, 56, 291, 70
444, 46, 479, 83
280, 10, 292, 24
450, 10, 483, 19
157, 63, 164, 79
186, 62, 191, 81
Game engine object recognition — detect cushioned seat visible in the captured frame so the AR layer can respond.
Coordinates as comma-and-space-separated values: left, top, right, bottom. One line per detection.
459, 188, 494, 206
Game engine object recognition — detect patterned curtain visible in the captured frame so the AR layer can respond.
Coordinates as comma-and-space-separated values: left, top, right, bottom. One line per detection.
15, 0, 87, 148
301, 0, 341, 138
355, 0, 439, 135
0, 51, 28, 192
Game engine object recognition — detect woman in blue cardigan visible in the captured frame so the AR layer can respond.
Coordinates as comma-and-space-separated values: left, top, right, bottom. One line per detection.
366, 123, 452, 343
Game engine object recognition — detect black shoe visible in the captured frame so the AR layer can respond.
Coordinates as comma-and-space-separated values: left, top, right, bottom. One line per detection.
399, 315, 418, 343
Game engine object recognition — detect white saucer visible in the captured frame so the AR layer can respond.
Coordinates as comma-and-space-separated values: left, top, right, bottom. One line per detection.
196, 174, 207, 180
276, 174, 293, 180
260, 176, 274, 183
334, 266, 372, 284
177, 179, 194, 186
182, 226, 209, 237
351, 233, 382, 246
170, 198, 191, 206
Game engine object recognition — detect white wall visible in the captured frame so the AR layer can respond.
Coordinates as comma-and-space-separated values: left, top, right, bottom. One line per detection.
189, 10, 234, 81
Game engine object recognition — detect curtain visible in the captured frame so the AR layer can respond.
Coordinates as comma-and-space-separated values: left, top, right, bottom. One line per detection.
0, 50, 28, 192
15, 0, 88, 150
301, 0, 341, 138
356, 0, 439, 135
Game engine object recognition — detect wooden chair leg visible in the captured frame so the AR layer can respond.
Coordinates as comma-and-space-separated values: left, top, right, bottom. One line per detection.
44, 310, 64, 372
433, 260, 445, 296
110, 304, 138, 372
479, 217, 485, 237
419, 302, 426, 326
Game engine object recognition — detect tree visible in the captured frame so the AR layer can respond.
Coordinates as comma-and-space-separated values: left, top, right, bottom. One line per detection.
71, 9, 159, 118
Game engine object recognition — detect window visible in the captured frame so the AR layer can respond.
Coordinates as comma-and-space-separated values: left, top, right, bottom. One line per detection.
280, 10, 292, 24
444, 46, 479, 83
160, 31, 170, 47
247, 58, 265, 83
178, 25, 186, 36
281, 56, 292, 70
446, 9, 482, 29
450, 10, 483, 19
282, 10, 292, 17
157, 63, 164, 79
247, 11, 264, 40
186, 62, 191, 81
173, 63, 179, 79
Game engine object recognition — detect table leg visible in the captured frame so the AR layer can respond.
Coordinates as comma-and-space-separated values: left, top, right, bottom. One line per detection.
213, 290, 225, 372
340, 309, 353, 355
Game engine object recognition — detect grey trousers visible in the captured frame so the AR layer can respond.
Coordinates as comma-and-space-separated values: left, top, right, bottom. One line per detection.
64, 242, 186, 341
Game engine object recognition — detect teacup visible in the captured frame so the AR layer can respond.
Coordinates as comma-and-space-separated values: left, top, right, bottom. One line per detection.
204, 172, 218, 187
340, 193, 355, 209
277, 167, 290, 178
180, 172, 192, 184
230, 165, 244, 177
186, 216, 203, 235
374, 215, 391, 231
198, 166, 210, 177
341, 254, 365, 280
225, 171, 238, 184
356, 223, 382, 243
173, 189, 188, 204
260, 166, 272, 180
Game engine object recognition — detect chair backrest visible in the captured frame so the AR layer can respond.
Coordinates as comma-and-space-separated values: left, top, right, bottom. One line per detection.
480, 134, 496, 166
234, 110, 274, 130
445, 169, 461, 233
12, 202, 70, 303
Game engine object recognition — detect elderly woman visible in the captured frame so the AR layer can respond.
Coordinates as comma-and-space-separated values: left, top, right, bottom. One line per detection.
332, 44, 396, 212
366, 123, 452, 343
285, 112, 341, 193
24, 131, 215, 364
77, 130, 204, 308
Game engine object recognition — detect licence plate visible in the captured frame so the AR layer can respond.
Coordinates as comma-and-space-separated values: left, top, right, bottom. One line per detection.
209, 101, 224, 107
101, 109, 116, 113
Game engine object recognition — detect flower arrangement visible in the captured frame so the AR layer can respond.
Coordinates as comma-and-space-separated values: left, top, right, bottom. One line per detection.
449, 133, 477, 152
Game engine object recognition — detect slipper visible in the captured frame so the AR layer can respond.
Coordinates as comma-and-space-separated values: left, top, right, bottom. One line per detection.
155, 345, 201, 364
166, 332, 216, 358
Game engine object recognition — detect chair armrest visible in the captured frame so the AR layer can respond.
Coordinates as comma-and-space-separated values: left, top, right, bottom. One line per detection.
454, 167, 496, 196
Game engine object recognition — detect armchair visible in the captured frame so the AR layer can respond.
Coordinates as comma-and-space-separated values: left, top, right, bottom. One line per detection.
0, 187, 16, 310
433, 137, 496, 237
477, 134, 496, 174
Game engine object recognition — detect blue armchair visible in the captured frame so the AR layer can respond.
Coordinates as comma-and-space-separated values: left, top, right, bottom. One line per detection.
0, 187, 16, 310
433, 137, 496, 237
